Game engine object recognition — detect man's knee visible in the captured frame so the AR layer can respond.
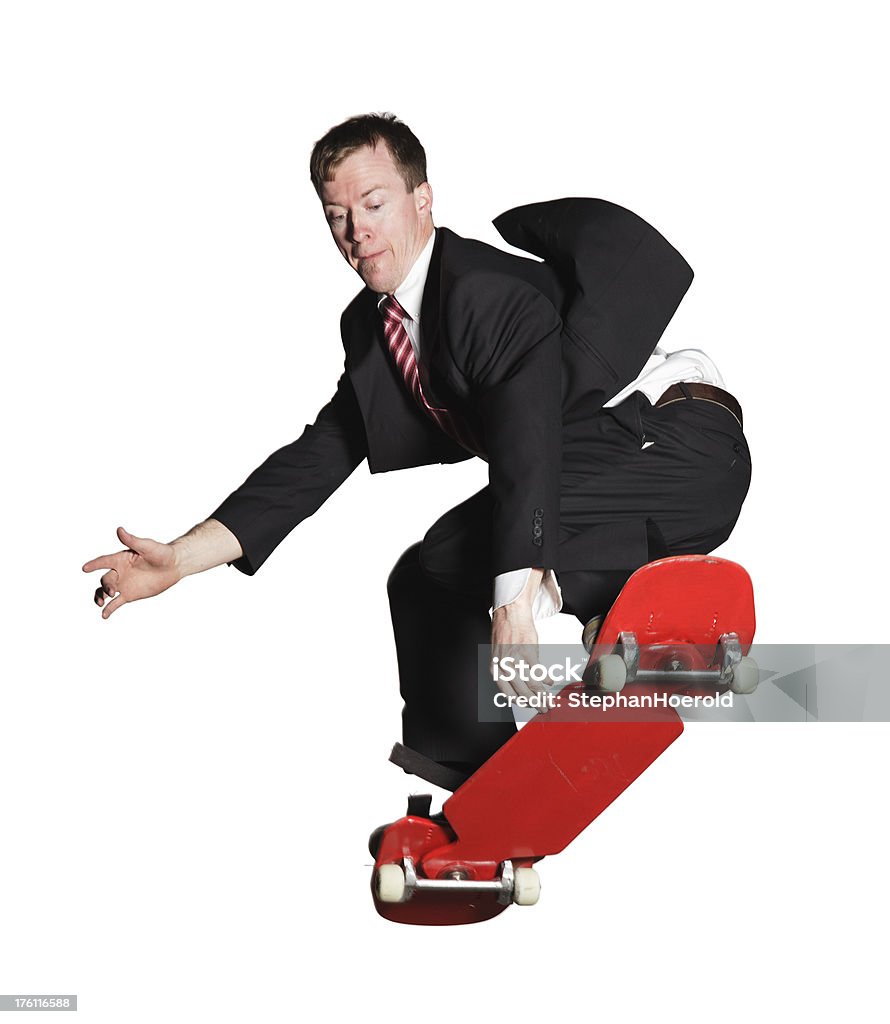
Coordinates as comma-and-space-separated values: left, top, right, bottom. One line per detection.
419, 488, 492, 590
387, 542, 424, 599
387, 537, 484, 602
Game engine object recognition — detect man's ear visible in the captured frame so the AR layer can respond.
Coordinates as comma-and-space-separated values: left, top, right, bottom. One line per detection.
415, 181, 433, 217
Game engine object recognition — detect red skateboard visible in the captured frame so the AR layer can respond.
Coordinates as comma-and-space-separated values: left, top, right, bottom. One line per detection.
371, 555, 757, 925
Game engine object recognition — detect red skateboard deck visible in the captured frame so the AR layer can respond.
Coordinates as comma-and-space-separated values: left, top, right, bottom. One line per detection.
372, 555, 756, 925
596, 554, 755, 651
587, 554, 756, 694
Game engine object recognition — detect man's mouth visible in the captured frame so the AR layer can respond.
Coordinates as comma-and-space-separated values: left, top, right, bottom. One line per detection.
356, 250, 385, 262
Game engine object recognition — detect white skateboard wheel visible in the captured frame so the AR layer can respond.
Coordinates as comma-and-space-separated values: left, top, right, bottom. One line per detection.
596, 654, 627, 692
376, 863, 407, 903
730, 655, 759, 695
513, 866, 541, 905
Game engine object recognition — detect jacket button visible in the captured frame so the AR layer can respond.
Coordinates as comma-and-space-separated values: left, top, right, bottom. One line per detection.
534, 507, 544, 516
533, 526, 543, 538
533, 537, 543, 547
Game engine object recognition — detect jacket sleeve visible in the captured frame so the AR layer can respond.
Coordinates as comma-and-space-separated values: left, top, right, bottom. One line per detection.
209, 370, 368, 575
448, 271, 563, 577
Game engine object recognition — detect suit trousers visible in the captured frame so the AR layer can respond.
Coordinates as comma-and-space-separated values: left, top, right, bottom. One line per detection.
386, 390, 752, 771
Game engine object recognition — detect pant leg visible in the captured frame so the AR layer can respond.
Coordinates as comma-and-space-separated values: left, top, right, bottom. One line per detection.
386, 490, 516, 770
558, 520, 670, 625
558, 391, 752, 624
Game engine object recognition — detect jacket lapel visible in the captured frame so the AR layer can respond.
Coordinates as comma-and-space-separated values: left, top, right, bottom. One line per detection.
342, 275, 470, 472
418, 226, 445, 359
418, 227, 473, 410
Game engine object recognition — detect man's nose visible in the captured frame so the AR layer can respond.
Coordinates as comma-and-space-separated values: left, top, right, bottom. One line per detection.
347, 212, 372, 243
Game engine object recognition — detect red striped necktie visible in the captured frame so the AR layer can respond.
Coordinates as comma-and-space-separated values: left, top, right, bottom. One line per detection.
379, 294, 482, 454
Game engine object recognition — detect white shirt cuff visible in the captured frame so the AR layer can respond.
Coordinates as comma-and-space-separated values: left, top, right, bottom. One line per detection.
492, 568, 563, 619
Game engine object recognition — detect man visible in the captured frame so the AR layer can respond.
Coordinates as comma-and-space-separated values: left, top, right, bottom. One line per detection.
84, 113, 751, 787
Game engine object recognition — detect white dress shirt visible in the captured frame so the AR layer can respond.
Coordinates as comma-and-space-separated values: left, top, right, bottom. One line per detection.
379, 228, 725, 619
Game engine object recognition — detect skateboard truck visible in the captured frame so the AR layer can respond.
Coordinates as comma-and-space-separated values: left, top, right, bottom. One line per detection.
586, 631, 759, 695
377, 856, 539, 906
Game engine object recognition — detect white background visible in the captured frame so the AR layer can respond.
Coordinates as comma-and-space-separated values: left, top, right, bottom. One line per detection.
1, 1, 887, 1021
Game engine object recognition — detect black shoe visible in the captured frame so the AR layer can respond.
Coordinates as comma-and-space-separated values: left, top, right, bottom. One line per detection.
388, 742, 472, 791
368, 823, 388, 859
368, 794, 449, 859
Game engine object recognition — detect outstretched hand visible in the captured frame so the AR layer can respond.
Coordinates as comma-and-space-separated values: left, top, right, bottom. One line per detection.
82, 527, 181, 619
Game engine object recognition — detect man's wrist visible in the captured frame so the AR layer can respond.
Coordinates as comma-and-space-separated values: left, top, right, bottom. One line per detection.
493, 600, 530, 616
503, 567, 544, 611
171, 519, 242, 578
170, 534, 194, 580
492, 599, 535, 626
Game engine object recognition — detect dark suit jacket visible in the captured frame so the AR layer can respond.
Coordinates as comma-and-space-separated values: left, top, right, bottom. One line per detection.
211, 198, 693, 577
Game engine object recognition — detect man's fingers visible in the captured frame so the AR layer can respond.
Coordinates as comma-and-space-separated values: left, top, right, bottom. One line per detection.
92, 567, 120, 607
83, 527, 149, 573
101, 593, 127, 619
511, 670, 540, 702
493, 671, 545, 703
495, 676, 518, 699
492, 649, 537, 700
82, 552, 123, 573
491, 642, 549, 701
501, 643, 549, 698
117, 526, 156, 557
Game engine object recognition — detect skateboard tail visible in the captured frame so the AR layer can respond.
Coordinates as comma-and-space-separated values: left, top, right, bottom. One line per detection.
373, 706, 684, 925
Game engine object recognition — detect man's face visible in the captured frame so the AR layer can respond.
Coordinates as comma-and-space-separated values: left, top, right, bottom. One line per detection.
320, 143, 433, 295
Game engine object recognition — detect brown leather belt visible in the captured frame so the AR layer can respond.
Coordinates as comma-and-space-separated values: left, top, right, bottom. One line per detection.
655, 382, 743, 429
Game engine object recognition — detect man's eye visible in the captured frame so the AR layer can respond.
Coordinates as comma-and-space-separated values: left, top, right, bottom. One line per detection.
328, 214, 345, 224
369, 204, 382, 211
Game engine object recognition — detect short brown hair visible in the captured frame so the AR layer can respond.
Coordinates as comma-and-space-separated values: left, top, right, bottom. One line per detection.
309, 112, 428, 196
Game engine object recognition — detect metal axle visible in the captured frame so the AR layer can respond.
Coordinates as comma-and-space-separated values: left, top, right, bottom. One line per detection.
403, 856, 515, 905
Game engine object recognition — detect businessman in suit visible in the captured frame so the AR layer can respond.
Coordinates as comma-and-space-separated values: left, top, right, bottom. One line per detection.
84, 112, 751, 786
